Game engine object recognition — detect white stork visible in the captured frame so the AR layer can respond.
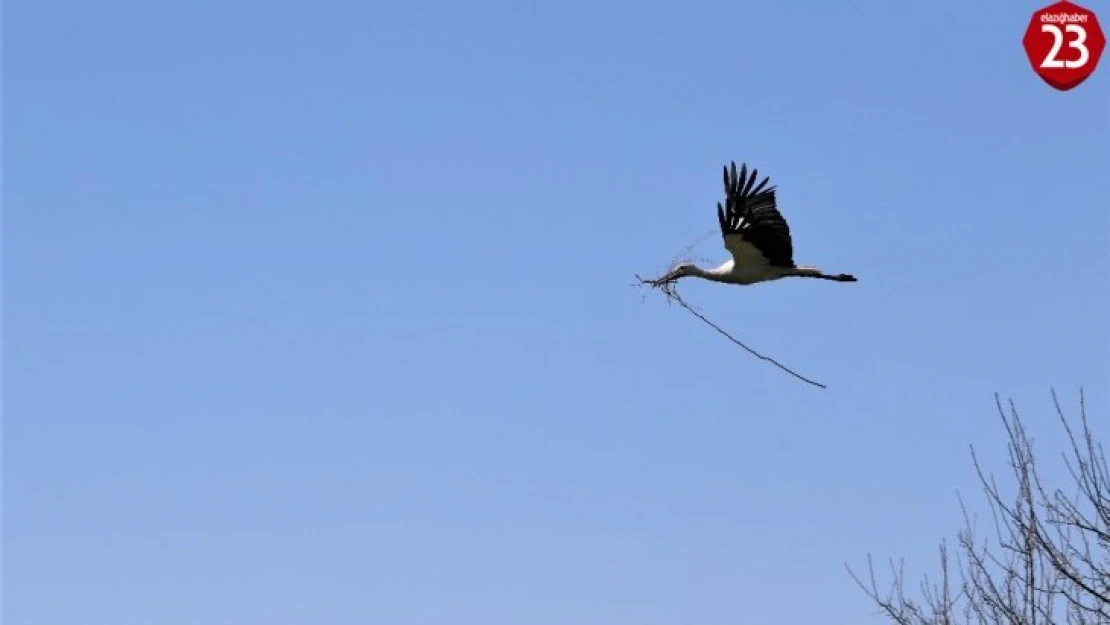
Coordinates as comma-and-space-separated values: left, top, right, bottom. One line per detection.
648, 161, 857, 287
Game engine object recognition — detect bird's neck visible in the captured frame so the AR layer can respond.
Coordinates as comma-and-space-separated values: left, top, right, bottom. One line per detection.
687, 264, 731, 282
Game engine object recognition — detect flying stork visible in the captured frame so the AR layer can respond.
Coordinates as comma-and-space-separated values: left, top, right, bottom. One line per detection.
647, 161, 857, 287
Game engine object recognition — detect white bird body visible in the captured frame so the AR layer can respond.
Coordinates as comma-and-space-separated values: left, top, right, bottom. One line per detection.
649, 161, 857, 288
671, 259, 838, 285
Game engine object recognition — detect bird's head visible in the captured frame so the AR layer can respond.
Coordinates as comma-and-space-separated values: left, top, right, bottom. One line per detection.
669, 263, 697, 279
640, 263, 699, 288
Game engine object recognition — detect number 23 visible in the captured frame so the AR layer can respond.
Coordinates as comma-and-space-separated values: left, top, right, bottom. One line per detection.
1041, 23, 1090, 68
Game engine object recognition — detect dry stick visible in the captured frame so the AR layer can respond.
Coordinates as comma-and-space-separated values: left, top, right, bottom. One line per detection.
635, 275, 828, 389
669, 228, 718, 269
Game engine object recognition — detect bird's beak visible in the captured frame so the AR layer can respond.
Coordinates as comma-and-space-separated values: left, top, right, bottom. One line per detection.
644, 270, 679, 287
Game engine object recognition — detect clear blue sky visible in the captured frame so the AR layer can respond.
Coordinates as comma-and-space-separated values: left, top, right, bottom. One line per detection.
5, 0, 1108, 623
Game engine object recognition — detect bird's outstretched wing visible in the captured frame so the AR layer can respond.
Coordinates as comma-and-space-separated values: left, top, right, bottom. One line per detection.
716, 161, 795, 268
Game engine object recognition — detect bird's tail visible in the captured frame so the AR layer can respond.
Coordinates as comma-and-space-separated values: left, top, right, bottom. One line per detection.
791, 265, 857, 282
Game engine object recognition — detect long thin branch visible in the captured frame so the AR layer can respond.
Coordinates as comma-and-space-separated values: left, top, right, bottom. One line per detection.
635, 274, 827, 389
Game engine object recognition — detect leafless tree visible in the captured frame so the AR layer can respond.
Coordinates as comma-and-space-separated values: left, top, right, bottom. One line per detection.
849, 389, 1109, 624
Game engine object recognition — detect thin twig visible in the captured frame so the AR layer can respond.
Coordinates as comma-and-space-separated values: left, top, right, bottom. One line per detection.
634, 273, 827, 389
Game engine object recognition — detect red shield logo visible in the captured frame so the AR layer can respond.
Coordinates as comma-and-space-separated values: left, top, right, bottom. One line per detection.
1023, 1, 1105, 90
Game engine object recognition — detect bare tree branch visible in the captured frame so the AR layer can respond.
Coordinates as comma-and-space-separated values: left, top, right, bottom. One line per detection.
851, 390, 1108, 624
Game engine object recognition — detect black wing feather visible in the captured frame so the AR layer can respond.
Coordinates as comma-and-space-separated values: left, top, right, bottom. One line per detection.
717, 160, 794, 267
